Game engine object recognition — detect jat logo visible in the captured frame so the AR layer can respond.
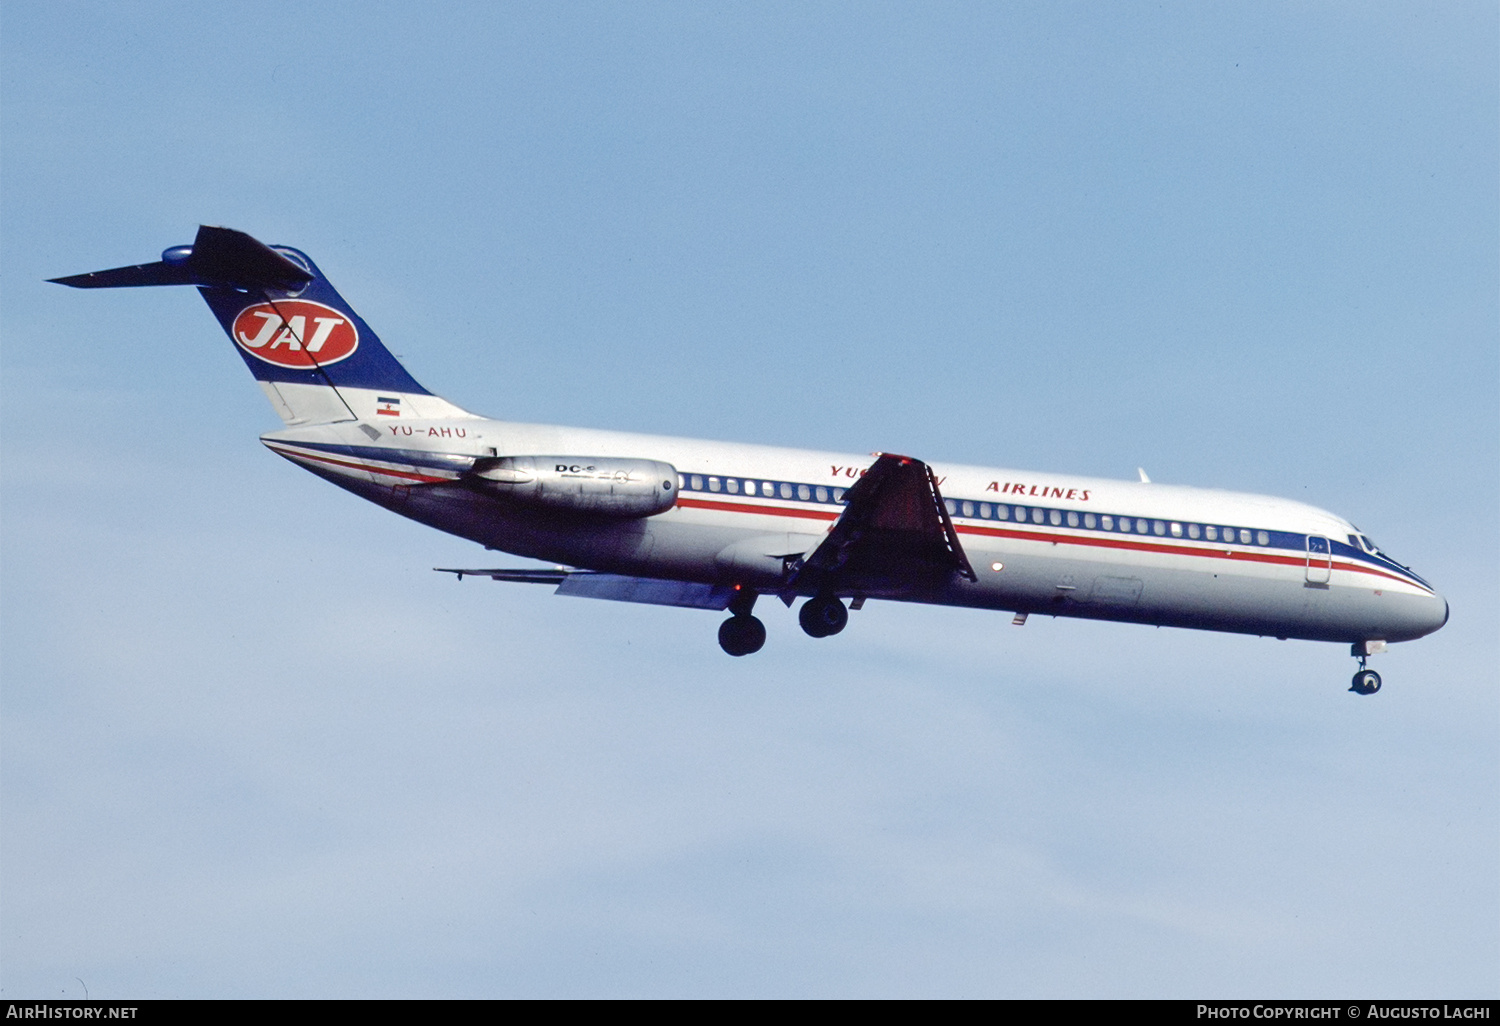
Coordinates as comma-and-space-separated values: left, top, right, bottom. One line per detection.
232, 300, 359, 368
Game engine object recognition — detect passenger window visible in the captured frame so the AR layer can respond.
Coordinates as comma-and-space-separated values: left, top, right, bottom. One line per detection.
1239, 528, 1251, 544
1101, 515, 1113, 530
1032, 508, 1045, 524
1152, 520, 1165, 536
962, 501, 974, 517
979, 503, 992, 518
779, 483, 792, 500
691, 475, 703, 490
708, 477, 720, 492
727, 478, 739, 494
945, 499, 958, 515
1084, 513, 1096, 529
1048, 510, 1062, 526
1136, 519, 1149, 534
834, 488, 846, 502
1205, 525, 1217, 541
677, 474, 686, 489
797, 484, 810, 501
1257, 530, 1269, 546
815, 486, 827, 502
1169, 522, 1182, 537
1187, 523, 1199, 539
1067, 511, 1079, 527
763, 481, 775, 497
997, 505, 1009, 520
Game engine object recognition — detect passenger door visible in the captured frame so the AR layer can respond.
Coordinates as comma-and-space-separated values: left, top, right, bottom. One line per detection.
1306, 535, 1333, 585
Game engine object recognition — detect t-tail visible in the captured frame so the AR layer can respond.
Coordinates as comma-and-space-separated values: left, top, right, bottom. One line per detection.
50, 225, 471, 425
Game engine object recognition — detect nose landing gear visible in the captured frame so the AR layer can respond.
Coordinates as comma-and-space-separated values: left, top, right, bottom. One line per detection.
1349, 641, 1386, 695
718, 586, 766, 656
1350, 668, 1382, 695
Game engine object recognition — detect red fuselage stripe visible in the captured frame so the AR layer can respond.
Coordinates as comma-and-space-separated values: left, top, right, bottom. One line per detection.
269, 445, 450, 484
675, 496, 839, 522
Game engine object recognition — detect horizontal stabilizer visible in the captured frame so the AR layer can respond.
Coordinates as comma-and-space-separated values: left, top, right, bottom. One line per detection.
436, 568, 735, 610
49, 225, 314, 291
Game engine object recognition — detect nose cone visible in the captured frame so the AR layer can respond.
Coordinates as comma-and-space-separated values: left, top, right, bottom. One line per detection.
1402, 589, 1449, 641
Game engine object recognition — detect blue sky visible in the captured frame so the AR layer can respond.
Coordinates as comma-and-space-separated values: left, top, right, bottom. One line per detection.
2, 1, 1495, 998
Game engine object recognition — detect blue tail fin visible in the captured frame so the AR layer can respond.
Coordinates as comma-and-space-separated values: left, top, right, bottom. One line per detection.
51, 226, 471, 424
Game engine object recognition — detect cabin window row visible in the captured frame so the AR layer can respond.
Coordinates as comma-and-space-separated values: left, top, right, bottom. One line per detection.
941, 498, 1273, 546
681, 474, 847, 504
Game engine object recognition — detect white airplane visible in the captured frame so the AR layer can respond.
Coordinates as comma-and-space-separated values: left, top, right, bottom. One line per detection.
53, 227, 1448, 694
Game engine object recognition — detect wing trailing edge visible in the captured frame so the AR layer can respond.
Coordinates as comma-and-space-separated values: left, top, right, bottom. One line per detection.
436, 568, 736, 610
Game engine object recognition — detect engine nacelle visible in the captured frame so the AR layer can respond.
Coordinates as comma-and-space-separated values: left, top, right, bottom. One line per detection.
465, 456, 679, 518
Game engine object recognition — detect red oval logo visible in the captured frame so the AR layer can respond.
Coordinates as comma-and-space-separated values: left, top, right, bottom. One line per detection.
231, 300, 359, 368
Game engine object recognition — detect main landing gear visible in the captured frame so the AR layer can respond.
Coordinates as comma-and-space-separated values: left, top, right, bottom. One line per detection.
716, 590, 854, 655
1349, 640, 1386, 695
718, 587, 766, 657
798, 594, 848, 638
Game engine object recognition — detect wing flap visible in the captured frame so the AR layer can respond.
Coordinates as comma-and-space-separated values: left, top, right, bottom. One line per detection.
435, 567, 735, 610
557, 574, 735, 609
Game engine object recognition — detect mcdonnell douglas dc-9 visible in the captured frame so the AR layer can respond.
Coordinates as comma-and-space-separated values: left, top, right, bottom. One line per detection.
53, 227, 1448, 694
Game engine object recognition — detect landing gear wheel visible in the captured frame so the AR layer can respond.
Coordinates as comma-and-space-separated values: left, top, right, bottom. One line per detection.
718, 614, 766, 656
1349, 669, 1382, 695
798, 595, 848, 638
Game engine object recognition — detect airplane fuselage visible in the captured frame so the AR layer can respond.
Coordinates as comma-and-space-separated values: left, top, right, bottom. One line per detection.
263, 415, 1448, 647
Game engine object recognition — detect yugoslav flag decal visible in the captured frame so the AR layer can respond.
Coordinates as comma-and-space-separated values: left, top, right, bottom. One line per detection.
232, 300, 359, 368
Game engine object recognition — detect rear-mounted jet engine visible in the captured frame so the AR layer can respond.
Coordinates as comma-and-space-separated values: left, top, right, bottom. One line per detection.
465, 456, 679, 518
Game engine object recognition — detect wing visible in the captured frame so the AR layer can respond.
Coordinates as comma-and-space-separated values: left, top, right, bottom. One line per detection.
785, 452, 975, 599
435, 568, 736, 610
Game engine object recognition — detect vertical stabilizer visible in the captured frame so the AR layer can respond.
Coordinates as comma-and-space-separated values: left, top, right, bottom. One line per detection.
51, 226, 473, 425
